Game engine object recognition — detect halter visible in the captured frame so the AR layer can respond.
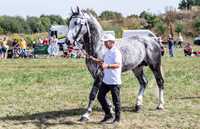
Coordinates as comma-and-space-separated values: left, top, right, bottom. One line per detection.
68, 13, 92, 57
68, 12, 103, 77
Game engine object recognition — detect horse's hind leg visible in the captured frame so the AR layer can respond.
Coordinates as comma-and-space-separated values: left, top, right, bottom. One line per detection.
133, 67, 148, 112
149, 64, 165, 110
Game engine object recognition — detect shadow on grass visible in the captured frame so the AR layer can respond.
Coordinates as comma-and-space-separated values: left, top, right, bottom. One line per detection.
0, 106, 135, 128
0, 108, 86, 121
0, 108, 87, 128
0, 106, 135, 121
175, 96, 200, 100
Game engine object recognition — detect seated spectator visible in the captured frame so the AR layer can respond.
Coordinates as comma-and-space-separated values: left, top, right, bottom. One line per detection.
12, 39, 20, 49
184, 43, 192, 56
12, 39, 20, 58
39, 38, 43, 44
192, 51, 200, 57
42, 38, 49, 45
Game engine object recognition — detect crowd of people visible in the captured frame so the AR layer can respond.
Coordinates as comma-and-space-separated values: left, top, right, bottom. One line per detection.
157, 32, 200, 57
0, 33, 200, 59
0, 35, 85, 59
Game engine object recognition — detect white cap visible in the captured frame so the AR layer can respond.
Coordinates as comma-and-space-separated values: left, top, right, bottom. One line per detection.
102, 34, 115, 42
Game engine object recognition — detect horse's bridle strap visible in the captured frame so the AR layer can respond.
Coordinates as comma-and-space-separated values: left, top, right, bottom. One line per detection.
73, 24, 83, 43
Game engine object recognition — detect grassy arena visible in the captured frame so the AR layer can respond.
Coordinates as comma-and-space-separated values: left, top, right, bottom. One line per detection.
0, 48, 199, 129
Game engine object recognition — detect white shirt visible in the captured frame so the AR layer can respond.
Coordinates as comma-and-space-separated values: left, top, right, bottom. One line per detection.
178, 35, 183, 42
103, 46, 122, 85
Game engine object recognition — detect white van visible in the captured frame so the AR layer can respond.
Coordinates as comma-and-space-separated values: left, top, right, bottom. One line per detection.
49, 25, 68, 44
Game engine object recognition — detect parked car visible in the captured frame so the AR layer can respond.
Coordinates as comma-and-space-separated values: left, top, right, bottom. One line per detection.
194, 36, 200, 45
49, 25, 68, 51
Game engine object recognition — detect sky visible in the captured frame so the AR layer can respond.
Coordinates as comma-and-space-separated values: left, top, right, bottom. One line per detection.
0, 0, 181, 18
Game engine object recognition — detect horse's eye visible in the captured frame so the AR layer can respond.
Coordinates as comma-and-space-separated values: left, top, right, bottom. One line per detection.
74, 21, 78, 26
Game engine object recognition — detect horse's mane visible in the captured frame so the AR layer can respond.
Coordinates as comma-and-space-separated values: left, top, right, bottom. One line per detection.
82, 10, 103, 34
81, 10, 105, 59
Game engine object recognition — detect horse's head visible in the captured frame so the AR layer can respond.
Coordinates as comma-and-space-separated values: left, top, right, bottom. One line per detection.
67, 6, 90, 48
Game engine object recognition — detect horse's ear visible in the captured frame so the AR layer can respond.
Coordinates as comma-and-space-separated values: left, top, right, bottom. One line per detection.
71, 7, 75, 14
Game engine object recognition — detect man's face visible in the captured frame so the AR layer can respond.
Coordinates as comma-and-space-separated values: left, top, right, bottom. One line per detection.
104, 40, 114, 49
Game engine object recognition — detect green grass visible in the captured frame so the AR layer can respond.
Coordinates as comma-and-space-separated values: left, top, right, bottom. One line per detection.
0, 47, 200, 129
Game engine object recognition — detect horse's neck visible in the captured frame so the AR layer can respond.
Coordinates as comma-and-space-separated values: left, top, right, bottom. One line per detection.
84, 19, 104, 58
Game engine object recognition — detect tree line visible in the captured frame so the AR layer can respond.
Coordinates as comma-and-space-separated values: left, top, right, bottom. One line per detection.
0, 10, 125, 35
0, 15, 67, 34
0, 0, 200, 38
179, 0, 200, 10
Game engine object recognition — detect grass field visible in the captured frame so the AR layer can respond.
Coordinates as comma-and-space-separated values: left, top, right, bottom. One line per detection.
0, 48, 200, 129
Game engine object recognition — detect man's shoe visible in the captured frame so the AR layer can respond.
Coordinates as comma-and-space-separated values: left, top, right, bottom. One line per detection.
100, 114, 113, 123
112, 118, 120, 124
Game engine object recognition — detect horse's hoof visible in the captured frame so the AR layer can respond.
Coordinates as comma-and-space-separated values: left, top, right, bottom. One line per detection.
156, 106, 164, 110
134, 105, 142, 113
79, 116, 89, 122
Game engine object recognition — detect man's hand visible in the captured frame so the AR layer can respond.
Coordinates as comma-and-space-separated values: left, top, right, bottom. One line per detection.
87, 55, 104, 65
101, 63, 109, 69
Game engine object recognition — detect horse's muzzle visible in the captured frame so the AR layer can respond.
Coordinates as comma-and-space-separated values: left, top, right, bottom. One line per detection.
66, 39, 75, 46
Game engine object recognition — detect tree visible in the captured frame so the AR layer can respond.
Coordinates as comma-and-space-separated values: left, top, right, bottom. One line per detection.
27, 16, 45, 33
179, 0, 187, 10
139, 11, 159, 29
165, 7, 177, 37
14, 16, 30, 33
0, 16, 21, 33
100, 11, 123, 20
47, 15, 66, 25
175, 22, 184, 34
40, 16, 51, 31
178, 0, 200, 10
193, 0, 200, 5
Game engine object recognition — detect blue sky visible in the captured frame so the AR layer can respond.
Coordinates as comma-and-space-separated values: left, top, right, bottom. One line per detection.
0, 0, 181, 17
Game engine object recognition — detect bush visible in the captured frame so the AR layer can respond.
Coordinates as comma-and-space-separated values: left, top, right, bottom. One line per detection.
104, 26, 123, 38
175, 22, 184, 33
155, 21, 167, 35
193, 17, 200, 33
0, 26, 4, 34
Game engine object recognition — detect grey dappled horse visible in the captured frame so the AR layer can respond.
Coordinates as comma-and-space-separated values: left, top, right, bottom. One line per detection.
67, 7, 164, 121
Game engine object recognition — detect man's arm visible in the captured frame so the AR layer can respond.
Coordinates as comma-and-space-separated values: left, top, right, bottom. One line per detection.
101, 63, 120, 69
87, 55, 104, 65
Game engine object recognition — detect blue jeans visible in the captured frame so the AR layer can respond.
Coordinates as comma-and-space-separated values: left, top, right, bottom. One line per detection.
169, 46, 174, 57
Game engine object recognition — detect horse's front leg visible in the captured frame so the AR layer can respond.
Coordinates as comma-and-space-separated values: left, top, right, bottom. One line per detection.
80, 77, 113, 121
80, 77, 101, 121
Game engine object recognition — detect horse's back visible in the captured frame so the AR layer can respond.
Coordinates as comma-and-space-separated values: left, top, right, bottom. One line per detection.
116, 36, 161, 71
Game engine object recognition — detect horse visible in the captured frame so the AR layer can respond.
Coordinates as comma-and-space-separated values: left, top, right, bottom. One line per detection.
67, 7, 165, 121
